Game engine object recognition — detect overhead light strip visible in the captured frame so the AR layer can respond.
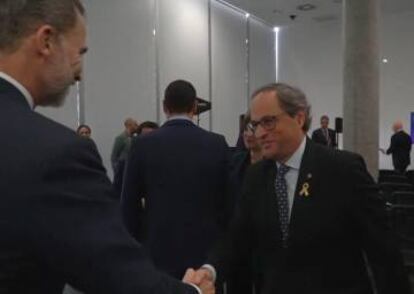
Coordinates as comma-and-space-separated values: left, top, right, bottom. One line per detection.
274, 27, 280, 81
214, 0, 274, 27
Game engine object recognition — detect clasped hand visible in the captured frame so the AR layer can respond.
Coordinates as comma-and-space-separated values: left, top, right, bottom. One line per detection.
182, 268, 215, 294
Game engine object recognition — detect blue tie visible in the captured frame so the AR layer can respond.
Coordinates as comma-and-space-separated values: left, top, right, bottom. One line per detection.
275, 164, 290, 246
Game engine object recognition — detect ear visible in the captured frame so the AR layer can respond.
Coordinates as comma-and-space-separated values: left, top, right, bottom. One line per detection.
191, 101, 197, 115
295, 111, 306, 129
163, 100, 169, 116
33, 25, 58, 57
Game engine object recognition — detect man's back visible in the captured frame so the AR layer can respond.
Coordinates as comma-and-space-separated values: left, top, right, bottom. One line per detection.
122, 119, 230, 278
390, 131, 411, 156
387, 130, 412, 171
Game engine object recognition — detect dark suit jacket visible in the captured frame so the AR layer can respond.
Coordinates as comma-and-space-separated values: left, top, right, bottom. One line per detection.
0, 78, 196, 294
386, 130, 412, 172
229, 151, 250, 205
122, 119, 231, 279
311, 127, 337, 148
208, 139, 410, 294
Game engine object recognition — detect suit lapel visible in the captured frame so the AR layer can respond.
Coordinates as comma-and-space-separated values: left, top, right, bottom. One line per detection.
288, 139, 319, 243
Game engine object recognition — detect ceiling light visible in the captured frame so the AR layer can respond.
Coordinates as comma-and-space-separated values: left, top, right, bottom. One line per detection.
297, 4, 317, 11
382, 58, 388, 63
245, 13, 250, 18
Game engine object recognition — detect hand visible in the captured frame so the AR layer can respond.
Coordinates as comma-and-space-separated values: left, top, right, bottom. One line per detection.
183, 268, 215, 294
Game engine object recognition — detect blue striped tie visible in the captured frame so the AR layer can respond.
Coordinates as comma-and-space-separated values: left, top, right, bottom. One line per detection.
275, 164, 290, 247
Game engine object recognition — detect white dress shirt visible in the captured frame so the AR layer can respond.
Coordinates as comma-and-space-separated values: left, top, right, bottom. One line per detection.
276, 136, 307, 220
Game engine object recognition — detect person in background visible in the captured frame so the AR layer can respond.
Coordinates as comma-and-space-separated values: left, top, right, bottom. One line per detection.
122, 80, 231, 282
76, 124, 92, 139
385, 120, 412, 174
113, 121, 160, 195
137, 121, 159, 135
231, 112, 263, 206
111, 117, 138, 172
311, 115, 337, 148
226, 112, 263, 294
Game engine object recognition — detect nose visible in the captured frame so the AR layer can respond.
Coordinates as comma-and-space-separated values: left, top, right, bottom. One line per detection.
75, 72, 82, 82
75, 63, 83, 82
254, 125, 267, 140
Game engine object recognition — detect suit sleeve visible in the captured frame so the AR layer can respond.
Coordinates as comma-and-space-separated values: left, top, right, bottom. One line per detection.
216, 135, 234, 231
121, 137, 146, 242
207, 163, 256, 281
111, 135, 124, 170
348, 154, 411, 294
27, 137, 196, 294
386, 135, 395, 155
311, 130, 318, 142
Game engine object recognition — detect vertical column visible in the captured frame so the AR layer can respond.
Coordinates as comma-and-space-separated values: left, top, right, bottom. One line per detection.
154, 0, 161, 124
208, 0, 213, 131
245, 15, 250, 105
76, 81, 85, 126
343, 0, 380, 175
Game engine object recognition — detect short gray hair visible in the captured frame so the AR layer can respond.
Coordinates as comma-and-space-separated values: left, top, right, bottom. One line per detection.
0, 0, 85, 52
252, 83, 312, 132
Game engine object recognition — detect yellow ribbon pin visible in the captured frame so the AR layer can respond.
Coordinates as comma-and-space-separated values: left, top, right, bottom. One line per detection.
299, 182, 310, 197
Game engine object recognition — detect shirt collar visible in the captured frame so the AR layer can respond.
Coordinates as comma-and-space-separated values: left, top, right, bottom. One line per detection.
276, 136, 307, 170
0, 71, 34, 109
167, 114, 194, 123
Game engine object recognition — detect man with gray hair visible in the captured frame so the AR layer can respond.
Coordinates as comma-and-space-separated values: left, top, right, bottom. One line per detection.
185, 83, 410, 294
385, 120, 412, 173
0, 1, 212, 293
311, 115, 337, 148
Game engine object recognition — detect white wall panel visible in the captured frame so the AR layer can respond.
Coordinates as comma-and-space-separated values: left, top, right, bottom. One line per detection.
83, 0, 156, 178
211, 1, 247, 146
158, 0, 210, 129
36, 86, 79, 131
279, 12, 414, 170
249, 18, 276, 95
379, 11, 414, 170
278, 21, 343, 146
79, 0, 275, 173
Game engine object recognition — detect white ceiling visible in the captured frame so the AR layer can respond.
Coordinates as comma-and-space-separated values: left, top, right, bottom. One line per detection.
223, 0, 414, 26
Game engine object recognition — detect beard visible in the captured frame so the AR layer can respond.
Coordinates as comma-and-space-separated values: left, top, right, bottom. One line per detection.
42, 84, 71, 107
39, 55, 76, 107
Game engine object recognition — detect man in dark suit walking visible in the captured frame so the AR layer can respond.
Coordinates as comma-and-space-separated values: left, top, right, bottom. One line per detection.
386, 121, 412, 173
122, 80, 231, 280
0, 1, 212, 293
186, 83, 410, 294
311, 115, 337, 148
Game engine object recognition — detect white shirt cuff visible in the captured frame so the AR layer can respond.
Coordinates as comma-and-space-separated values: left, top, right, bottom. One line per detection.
201, 264, 217, 282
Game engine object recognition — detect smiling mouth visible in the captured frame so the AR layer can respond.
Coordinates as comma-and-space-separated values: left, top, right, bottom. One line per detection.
262, 141, 274, 147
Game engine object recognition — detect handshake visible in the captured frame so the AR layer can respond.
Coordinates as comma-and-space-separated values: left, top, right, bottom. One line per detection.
182, 267, 215, 294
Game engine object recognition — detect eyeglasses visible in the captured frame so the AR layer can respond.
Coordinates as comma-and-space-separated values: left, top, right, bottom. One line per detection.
247, 113, 286, 133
